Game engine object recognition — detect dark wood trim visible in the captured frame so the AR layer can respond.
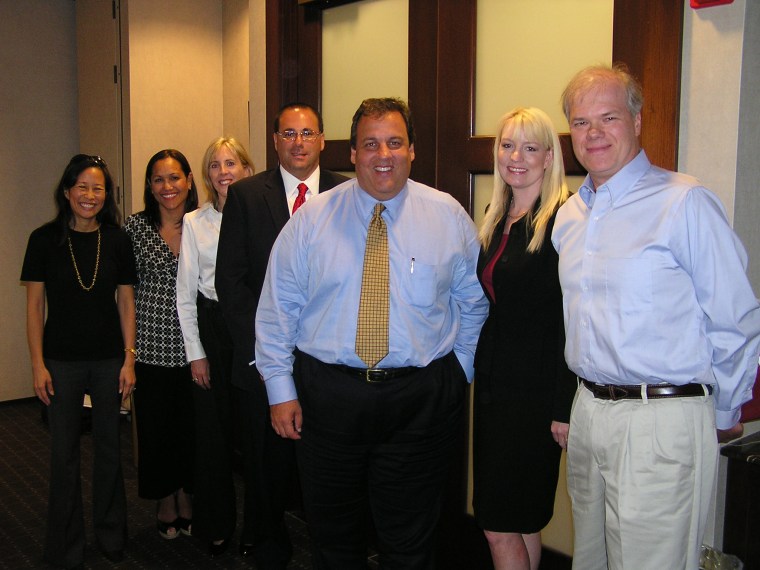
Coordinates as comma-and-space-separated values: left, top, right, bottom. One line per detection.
320, 139, 352, 171
265, 1, 324, 170
435, 0, 478, 213
268, 0, 683, 196
297, 0, 359, 7
407, 0, 439, 187
613, 0, 684, 170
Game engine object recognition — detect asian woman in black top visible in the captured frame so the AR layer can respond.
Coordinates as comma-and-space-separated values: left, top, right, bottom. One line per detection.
21, 154, 137, 569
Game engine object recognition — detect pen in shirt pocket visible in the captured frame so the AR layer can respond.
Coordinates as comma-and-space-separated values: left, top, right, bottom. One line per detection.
410, 257, 415, 274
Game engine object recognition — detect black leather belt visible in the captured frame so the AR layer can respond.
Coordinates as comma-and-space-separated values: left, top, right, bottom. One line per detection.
329, 364, 420, 383
581, 379, 712, 401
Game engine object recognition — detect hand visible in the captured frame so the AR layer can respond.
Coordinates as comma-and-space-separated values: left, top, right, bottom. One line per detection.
551, 421, 570, 450
32, 365, 54, 406
270, 400, 303, 440
717, 423, 744, 443
190, 358, 211, 390
119, 364, 136, 402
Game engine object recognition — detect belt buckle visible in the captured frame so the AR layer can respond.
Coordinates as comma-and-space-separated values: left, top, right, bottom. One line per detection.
365, 368, 384, 383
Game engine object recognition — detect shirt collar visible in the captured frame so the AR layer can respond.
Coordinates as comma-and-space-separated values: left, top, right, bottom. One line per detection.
578, 150, 650, 209
354, 180, 409, 224
280, 165, 321, 198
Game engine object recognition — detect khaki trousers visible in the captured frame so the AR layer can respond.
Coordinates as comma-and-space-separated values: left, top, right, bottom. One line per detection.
567, 384, 718, 570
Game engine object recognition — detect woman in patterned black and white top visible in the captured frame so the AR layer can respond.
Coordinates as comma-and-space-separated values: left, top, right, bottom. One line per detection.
125, 149, 198, 541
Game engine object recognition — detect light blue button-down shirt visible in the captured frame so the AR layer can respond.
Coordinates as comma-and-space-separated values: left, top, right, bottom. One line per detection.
552, 151, 760, 429
255, 178, 489, 405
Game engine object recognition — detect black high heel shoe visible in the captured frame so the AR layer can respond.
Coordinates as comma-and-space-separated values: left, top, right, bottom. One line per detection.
209, 538, 230, 557
156, 518, 180, 540
176, 516, 192, 537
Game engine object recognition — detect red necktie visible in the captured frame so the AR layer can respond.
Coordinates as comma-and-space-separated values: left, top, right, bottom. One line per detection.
292, 183, 308, 214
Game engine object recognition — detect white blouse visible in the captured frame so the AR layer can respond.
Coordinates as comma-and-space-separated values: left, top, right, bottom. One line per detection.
176, 202, 222, 362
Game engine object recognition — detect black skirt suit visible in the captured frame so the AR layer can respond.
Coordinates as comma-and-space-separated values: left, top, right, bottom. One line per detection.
472, 210, 576, 533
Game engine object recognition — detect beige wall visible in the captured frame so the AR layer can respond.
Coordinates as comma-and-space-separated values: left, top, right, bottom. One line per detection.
223, 0, 251, 156
123, 0, 224, 211
322, 0, 409, 139
473, 0, 612, 228
0, 1, 79, 401
248, 0, 268, 172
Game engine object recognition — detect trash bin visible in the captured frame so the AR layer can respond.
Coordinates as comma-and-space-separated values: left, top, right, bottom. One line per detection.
700, 544, 743, 570
721, 429, 760, 569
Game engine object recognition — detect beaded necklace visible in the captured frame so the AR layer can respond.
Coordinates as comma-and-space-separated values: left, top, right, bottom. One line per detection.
68, 227, 100, 292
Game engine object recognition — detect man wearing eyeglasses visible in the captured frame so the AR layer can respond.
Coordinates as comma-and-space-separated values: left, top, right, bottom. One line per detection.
215, 103, 348, 569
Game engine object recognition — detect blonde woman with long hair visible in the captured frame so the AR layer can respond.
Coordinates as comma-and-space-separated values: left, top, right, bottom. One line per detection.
473, 107, 575, 570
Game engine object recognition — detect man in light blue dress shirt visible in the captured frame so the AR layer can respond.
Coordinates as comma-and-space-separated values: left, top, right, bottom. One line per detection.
552, 64, 760, 569
255, 98, 488, 569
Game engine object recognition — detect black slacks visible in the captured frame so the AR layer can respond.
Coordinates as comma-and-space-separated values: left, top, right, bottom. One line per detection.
191, 294, 237, 543
234, 374, 297, 569
294, 350, 466, 570
134, 362, 194, 499
44, 357, 127, 568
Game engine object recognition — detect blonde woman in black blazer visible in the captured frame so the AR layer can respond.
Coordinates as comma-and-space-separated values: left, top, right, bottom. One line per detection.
473, 107, 576, 570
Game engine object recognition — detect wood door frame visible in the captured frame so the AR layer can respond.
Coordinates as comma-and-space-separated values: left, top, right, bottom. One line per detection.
267, 0, 683, 216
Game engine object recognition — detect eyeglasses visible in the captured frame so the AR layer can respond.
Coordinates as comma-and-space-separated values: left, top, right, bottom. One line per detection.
275, 129, 323, 143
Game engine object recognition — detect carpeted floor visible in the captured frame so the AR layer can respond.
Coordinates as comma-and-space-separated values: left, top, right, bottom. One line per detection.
0, 397, 320, 570
0, 397, 571, 570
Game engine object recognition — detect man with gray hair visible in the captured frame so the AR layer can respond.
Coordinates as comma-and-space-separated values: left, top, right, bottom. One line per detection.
552, 64, 760, 569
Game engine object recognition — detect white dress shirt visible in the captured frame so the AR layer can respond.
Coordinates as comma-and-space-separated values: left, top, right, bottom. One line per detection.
280, 165, 321, 214
177, 202, 222, 362
552, 151, 760, 429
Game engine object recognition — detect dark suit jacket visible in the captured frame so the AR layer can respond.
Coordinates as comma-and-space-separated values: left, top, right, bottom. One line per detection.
215, 167, 350, 391
474, 210, 575, 422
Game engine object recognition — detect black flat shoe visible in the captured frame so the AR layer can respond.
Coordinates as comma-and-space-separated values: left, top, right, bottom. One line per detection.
239, 542, 255, 558
209, 538, 229, 557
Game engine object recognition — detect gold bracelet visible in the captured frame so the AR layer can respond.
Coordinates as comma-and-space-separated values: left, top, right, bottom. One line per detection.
124, 347, 137, 357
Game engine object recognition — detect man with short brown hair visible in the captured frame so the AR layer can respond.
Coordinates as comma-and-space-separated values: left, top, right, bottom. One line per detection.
256, 98, 488, 568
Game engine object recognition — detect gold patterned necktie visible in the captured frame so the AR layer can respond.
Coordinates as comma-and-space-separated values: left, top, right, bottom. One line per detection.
356, 203, 389, 367
292, 183, 308, 214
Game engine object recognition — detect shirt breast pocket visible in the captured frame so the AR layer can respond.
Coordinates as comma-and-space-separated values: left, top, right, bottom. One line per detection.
604, 257, 652, 314
404, 261, 439, 308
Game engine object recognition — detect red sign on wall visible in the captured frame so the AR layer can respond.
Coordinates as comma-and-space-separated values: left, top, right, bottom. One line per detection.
690, 0, 734, 8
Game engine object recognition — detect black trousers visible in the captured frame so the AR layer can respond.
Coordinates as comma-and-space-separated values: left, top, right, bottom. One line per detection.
234, 374, 297, 569
294, 351, 466, 570
44, 357, 127, 568
191, 294, 237, 543
134, 362, 194, 499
